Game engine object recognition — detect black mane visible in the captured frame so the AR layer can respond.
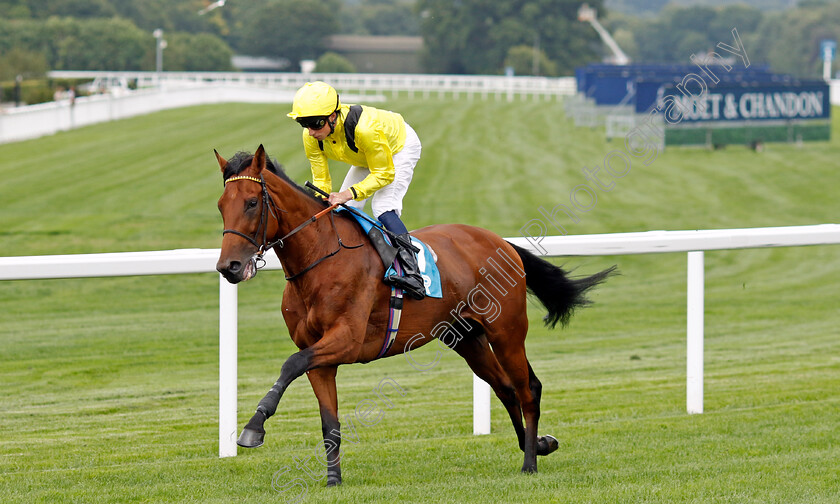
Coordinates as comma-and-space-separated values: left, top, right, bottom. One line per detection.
222, 150, 327, 206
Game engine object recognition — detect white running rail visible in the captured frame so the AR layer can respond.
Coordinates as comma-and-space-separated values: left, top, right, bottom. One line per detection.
0, 72, 575, 144
2, 224, 839, 457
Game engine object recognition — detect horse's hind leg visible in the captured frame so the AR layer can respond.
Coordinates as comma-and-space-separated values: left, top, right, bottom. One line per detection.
453, 321, 557, 471
498, 348, 540, 472
481, 317, 543, 473
306, 366, 342, 486
527, 361, 558, 457
450, 327, 527, 450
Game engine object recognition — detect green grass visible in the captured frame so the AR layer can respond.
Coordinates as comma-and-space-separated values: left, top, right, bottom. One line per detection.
1, 97, 839, 503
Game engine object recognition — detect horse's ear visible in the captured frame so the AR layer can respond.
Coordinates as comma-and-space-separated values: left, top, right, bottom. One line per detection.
253, 144, 266, 173
214, 149, 227, 173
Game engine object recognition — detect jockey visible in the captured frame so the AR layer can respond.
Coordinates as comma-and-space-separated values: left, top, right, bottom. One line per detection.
287, 81, 426, 300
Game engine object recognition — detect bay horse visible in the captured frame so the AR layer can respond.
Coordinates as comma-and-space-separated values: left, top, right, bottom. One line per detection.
214, 145, 614, 485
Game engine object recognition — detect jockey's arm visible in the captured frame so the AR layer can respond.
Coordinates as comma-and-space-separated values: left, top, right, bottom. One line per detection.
349, 129, 396, 200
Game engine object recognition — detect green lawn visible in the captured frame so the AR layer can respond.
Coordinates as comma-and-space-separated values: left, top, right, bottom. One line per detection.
1, 97, 838, 503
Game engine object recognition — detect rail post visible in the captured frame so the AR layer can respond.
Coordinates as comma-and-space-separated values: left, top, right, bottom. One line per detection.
686, 251, 704, 414
219, 276, 238, 457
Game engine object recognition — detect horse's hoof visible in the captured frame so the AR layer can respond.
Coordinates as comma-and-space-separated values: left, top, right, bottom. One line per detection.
537, 434, 559, 456
326, 469, 342, 487
236, 427, 265, 448
521, 464, 538, 474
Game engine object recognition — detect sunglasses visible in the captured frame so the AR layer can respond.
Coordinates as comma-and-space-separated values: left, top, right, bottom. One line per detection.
296, 116, 328, 130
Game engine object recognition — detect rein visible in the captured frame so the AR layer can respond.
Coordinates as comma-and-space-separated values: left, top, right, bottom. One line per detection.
222, 175, 362, 280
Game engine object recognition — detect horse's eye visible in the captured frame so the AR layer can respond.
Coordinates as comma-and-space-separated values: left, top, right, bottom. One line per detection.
246, 198, 258, 210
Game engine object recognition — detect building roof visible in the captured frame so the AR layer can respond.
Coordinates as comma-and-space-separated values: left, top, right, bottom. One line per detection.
326, 35, 423, 53
232, 55, 290, 71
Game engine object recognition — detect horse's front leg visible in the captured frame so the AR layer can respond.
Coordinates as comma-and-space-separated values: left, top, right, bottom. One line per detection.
237, 347, 314, 448
238, 323, 360, 449
306, 366, 342, 486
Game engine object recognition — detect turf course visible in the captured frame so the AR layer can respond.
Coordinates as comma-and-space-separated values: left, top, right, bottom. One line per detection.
1, 97, 838, 503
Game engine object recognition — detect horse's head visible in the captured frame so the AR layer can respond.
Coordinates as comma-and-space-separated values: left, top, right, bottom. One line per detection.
215, 144, 278, 284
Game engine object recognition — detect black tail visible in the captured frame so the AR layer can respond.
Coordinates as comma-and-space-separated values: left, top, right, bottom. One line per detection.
507, 242, 617, 329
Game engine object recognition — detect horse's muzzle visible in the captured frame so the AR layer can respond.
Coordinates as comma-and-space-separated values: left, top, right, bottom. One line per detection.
216, 255, 258, 284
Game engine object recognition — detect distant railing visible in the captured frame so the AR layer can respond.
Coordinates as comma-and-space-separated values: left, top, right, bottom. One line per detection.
0, 71, 575, 144
48, 70, 577, 99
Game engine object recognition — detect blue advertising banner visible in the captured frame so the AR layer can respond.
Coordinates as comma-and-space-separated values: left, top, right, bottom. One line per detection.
658, 81, 830, 123
575, 62, 774, 108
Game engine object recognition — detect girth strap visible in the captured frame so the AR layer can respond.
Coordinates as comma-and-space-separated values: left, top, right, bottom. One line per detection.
378, 286, 403, 359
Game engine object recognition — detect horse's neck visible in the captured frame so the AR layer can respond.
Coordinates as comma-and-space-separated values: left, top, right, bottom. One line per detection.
264, 174, 352, 273
265, 174, 323, 230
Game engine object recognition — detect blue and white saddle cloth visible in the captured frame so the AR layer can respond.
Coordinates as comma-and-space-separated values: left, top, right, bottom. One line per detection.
337, 207, 442, 299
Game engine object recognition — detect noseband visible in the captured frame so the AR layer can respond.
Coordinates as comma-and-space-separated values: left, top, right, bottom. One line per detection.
221, 174, 361, 280
222, 175, 286, 262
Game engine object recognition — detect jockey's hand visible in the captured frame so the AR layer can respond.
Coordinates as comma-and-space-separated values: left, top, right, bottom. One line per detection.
328, 189, 354, 206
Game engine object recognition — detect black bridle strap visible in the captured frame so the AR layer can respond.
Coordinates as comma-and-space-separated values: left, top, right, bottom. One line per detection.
222, 228, 260, 248
265, 202, 339, 250
282, 211, 362, 281
222, 175, 362, 280
222, 174, 284, 255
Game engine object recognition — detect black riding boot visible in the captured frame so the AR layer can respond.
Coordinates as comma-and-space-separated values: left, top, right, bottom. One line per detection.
386, 233, 426, 300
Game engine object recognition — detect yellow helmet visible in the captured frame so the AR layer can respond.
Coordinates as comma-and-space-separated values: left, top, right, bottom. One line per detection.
287, 81, 340, 119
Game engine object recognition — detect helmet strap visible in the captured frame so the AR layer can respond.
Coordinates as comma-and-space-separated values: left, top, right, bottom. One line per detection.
327, 95, 340, 134
325, 112, 336, 135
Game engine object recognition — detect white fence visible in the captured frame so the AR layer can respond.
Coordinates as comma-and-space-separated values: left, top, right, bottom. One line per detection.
5, 73, 840, 145
0, 72, 576, 144
47, 70, 577, 99
0, 84, 297, 144
2, 224, 839, 457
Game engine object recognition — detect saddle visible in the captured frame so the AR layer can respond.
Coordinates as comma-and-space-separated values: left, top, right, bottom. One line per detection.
333, 207, 442, 360
336, 207, 442, 299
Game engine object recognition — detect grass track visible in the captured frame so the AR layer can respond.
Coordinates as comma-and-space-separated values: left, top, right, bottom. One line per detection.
1, 97, 838, 503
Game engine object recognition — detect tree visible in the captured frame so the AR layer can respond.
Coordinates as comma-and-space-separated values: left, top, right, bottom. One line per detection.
0, 48, 49, 81
618, 1, 838, 78
631, 4, 763, 63
0, 0, 33, 18
0, 15, 236, 73
360, 1, 420, 36
45, 17, 151, 70
315, 51, 357, 73
0, 18, 150, 71
26, 0, 117, 18
752, 3, 840, 78
604, 0, 669, 16
232, 0, 340, 69
336, 0, 420, 36
504, 45, 557, 76
707, 4, 762, 44
417, 0, 604, 75
164, 33, 234, 71
108, 0, 218, 33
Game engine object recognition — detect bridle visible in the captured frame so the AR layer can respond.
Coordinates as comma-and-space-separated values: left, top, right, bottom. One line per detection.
221, 174, 362, 280
222, 175, 284, 256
